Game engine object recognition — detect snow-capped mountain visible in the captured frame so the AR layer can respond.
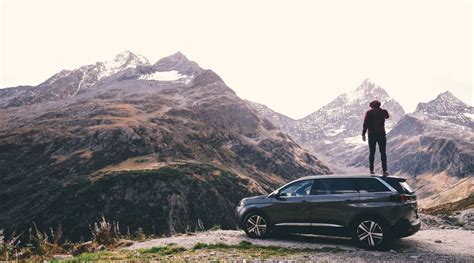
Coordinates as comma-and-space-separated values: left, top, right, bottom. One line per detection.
249, 79, 405, 160
415, 91, 473, 128
1, 51, 201, 108
299, 78, 405, 141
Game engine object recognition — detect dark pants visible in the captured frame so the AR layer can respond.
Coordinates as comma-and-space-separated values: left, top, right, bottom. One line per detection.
368, 134, 387, 172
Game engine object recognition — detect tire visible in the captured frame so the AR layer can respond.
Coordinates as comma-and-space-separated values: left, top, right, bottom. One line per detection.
352, 218, 393, 250
243, 212, 271, 238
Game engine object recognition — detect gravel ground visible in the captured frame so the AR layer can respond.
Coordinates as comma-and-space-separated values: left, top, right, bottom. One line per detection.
126, 229, 474, 262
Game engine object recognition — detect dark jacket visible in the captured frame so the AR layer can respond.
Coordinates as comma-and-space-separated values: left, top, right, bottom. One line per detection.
362, 107, 389, 136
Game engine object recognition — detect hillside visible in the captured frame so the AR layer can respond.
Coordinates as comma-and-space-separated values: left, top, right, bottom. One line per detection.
0, 52, 331, 240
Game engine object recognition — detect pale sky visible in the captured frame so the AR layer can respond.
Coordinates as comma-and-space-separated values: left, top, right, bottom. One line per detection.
1, 0, 472, 119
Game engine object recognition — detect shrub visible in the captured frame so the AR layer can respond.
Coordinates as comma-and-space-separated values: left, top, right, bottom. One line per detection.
134, 227, 146, 241
210, 224, 221, 230
24, 223, 66, 258
90, 216, 120, 246
0, 229, 22, 261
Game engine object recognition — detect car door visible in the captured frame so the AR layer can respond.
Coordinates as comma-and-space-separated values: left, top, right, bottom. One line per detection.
355, 178, 398, 221
263, 180, 313, 226
307, 178, 360, 228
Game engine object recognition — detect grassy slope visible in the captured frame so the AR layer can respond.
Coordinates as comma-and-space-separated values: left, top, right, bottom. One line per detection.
420, 194, 474, 215
64, 241, 343, 262
6, 163, 264, 242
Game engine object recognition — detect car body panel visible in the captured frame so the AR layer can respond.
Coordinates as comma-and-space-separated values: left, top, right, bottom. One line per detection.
264, 196, 311, 224
308, 192, 360, 227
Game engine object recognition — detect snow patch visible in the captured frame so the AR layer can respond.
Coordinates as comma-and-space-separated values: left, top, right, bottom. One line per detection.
344, 135, 366, 145
327, 127, 346, 136
139, 70, 192, 83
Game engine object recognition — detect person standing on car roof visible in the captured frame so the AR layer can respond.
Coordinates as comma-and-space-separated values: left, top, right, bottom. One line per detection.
362, 100, 390, 176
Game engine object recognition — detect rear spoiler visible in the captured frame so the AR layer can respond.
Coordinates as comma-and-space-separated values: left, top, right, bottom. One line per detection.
373, 175, 406, 182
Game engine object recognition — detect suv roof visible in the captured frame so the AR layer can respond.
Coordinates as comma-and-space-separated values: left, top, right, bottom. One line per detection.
298, 174, 406, 181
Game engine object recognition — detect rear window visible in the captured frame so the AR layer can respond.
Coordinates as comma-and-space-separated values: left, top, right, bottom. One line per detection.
355, 178, 391, 193
381, 178, 414, 194
312, 178, 357, 195
400, 181, 414, 193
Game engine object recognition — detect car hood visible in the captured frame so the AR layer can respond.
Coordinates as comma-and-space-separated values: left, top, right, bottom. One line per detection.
241, 195, 268, 204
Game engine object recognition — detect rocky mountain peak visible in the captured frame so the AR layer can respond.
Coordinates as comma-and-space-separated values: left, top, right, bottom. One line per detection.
154, 52, 202, 75
156, 51, 189, 64
96, 51, 150, 78
415, 91, 472, 116
351, 78, 390, 100
414, 91, 473, 128
358, 78, 376, 90
438, 90, 457, 99
109, 50, 150, 67
434, 91, 468, 107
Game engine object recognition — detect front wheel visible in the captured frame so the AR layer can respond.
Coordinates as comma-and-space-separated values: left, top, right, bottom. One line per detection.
243, 213, 270, 238
353, 218, 392, 250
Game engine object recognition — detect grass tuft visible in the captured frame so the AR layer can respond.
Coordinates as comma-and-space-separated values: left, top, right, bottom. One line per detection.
139, 244, 186, 255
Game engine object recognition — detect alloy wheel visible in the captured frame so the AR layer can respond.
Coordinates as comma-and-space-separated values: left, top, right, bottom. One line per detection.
357, 220, 384, 247
245, 215, 267, 237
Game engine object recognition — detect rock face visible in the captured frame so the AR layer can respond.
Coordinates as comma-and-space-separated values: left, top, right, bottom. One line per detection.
0, 52, 331, 240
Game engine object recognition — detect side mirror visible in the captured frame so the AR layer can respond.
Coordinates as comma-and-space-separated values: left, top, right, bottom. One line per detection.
269, 190, 281, 198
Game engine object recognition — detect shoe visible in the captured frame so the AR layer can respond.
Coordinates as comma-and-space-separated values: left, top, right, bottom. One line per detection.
370, 170, 375, 175
383, 171, 390, 176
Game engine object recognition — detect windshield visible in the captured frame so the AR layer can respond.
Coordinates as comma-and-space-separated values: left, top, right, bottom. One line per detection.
279, 180, 313, 197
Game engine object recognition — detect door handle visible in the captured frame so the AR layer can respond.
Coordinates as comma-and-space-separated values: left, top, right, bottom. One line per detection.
344, 199, 352, 202
301, 200, 308, 203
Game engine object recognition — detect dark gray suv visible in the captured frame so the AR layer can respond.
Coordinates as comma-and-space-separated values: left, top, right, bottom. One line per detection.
236, 175, 420, 249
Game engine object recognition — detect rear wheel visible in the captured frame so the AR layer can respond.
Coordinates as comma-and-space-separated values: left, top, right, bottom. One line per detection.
353, 218, 392, 250
243, 213, 270, 238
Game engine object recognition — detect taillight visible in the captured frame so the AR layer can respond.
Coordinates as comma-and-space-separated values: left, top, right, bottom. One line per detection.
400, 195, 410, 202
391, 194, 415, 202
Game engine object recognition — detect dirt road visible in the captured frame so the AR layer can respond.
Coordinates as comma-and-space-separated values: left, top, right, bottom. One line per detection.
126, 229, 473, 262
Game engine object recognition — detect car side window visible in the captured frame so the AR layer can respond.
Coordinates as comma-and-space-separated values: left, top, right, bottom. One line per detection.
312, 178, 357, 195
355, 178, 391, 193
279, 180, 313, 197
